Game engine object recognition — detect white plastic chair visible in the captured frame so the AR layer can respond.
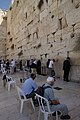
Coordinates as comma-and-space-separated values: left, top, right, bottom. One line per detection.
36, 93, 59, 120
1, 67, 6, 75
16, 86, 35, 113
6, 75, 16, 91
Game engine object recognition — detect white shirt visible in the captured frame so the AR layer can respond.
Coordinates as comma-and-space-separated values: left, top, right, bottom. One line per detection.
48, 60, 53, 68
10, 60, 15, 67
33, 60, 37, 64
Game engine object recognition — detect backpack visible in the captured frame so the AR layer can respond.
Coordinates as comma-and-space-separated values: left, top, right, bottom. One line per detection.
36, 84, 51, 105
37, 84, 51, 97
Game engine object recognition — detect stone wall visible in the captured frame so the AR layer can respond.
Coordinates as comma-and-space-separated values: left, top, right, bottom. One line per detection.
6, 0, 80, 81
0, 9, 7, 59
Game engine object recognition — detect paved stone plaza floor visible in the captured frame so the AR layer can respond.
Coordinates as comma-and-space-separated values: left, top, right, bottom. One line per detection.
0, 71, 80, 120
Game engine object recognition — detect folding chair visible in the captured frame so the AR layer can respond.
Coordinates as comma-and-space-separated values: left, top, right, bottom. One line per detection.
16, 86, 35, 113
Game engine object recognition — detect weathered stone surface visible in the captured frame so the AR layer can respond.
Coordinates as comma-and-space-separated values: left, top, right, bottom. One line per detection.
0, 0, 80, 81
0, 9, 7, 59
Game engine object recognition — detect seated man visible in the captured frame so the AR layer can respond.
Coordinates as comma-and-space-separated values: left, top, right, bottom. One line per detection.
22, 73, 38, 105
43, 77, 71, 119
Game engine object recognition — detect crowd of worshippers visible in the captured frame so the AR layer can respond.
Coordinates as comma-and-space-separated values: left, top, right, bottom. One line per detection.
23, 58, 55, 76
0, 59, 16, 74
19, 59, 42, 75
0, 57, 71, 82
0, 59, 42, 75
0, 58, 59, 77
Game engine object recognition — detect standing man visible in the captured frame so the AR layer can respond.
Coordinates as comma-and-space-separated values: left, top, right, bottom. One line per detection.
31, 59, 37, 73
48, 59, 55, 77
46, 59, 50, 75
19, 60, 23, 70
44, 77, 71, 119
63, 57, 71, 82
10, 59, 16, 74
37, 60, 41, 75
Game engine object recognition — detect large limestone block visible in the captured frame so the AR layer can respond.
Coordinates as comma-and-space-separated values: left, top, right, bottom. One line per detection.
55, 30, 62, 37
38, 23, 48, 37
60, 1, 74, 14
66, 7, 80, 25
48, 0, 52, 6
40, 9, 49, 21
74, 22, 80, 30
58, 0, 73, 12
49, 1, 57, 13
40, 36, 47, 45
62, 26, 73, 35
33, 15, 40, 25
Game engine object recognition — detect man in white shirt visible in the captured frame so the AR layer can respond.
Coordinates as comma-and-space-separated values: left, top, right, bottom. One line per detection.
31, 59, 37, 73
10, 59, 16, 74
48, 59, 55, 76
48, 59, 54, 68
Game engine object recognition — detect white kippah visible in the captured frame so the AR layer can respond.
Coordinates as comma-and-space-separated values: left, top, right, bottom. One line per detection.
47, 77, 54, 82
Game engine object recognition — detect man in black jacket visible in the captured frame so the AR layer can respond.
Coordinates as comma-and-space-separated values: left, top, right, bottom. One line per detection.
63, 57, 71, 82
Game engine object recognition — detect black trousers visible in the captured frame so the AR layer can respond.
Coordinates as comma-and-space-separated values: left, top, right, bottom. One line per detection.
63, 70, 70, 81
26, 91, 35, 100
21, 91, 35, 101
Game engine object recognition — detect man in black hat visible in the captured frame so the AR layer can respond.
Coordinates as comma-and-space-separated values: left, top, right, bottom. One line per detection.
63, 57, 71, 82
